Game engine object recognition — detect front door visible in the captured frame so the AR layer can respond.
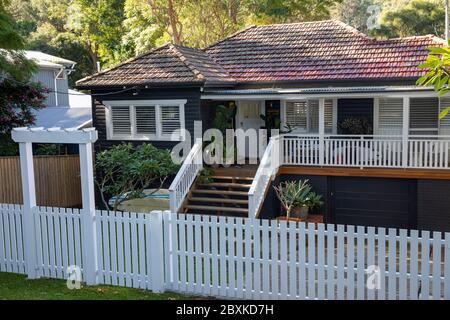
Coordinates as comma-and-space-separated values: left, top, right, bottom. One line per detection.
235, 100, 264, 161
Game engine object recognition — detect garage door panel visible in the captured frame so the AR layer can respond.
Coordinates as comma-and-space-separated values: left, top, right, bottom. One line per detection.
334, 197, 410, 212
332, 177, 416, 229
335, 212, 410, 229
334, 191, 410, 201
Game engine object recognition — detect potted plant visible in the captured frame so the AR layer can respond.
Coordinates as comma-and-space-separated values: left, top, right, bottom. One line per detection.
273, 180, 310, 221
338, 117, 372, 135
305, 191, 324, 215
292, 183, 312, 220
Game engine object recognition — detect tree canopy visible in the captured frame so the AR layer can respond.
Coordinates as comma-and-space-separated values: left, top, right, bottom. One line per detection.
4, 0, 449, 85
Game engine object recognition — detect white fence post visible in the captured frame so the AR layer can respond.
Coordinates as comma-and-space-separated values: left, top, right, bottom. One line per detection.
79, 142, 98, 285
150, 210, 165, 293
18, 142, 39, 279
445, 233, 450, 300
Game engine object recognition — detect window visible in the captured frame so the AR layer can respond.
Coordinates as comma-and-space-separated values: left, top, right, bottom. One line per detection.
377, 98, 403, 136
409, 97, 439, 135
286, 101, 307, 131
285, 99, 335, 133
105, 100, 186, 141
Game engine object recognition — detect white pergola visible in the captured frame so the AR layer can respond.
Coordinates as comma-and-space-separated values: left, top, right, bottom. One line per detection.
12, 127, 99, 284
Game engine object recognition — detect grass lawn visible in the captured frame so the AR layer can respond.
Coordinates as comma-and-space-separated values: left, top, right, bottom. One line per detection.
0, 272, 192, 300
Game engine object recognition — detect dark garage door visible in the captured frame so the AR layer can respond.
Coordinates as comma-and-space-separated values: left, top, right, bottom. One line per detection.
331, 177, 416, 229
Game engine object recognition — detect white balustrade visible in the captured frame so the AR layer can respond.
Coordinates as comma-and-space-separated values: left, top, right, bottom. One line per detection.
169, 139, 203, 213
248, 136, 281, 218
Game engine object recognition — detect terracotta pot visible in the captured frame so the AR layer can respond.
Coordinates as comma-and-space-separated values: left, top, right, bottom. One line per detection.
292, 206, 309, 220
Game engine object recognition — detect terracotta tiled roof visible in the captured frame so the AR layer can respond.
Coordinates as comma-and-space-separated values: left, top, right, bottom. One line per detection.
205, 20, 445, 82
76, 44, 234, 88
76, 20, 445, 88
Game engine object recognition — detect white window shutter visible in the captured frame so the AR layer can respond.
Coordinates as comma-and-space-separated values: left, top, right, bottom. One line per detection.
308, 100, 319, 133
324, 99, 334, 134
111, 106, 131, 135
286, 101, 307, 131
409, 97, 439, 135
135, 106, 156, 135
378, 98, 403, 136
160, 105, 181, 135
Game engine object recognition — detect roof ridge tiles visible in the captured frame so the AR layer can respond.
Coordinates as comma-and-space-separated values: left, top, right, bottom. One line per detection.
169, 44, 205, 80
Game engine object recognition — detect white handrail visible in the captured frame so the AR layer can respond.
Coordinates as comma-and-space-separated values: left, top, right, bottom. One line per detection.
169, 138, 203, 213
248, 136, 281, 218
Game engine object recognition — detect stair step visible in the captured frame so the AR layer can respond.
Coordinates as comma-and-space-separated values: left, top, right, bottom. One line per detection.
189, 197, 248, 204
186, 205, 248, 214
211, 176, 254, 181
193, 189, 248, 196
198, 182, 251, 189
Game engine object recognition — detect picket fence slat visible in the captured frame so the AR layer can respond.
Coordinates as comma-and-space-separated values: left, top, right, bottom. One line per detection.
0, 206, 449, 300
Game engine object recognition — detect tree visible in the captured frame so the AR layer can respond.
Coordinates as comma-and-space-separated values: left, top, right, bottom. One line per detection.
120, 0, 164, 59
331, 0, 376, 34
95, 143, 180, 211
247, 0, 340, 24
0, 1, 48, 155
416, 43, 450, 119
373, 0, 445, 38
67, 0, 126, 71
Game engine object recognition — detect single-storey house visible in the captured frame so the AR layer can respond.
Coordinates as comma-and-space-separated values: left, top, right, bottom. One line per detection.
76, 20, 450, 232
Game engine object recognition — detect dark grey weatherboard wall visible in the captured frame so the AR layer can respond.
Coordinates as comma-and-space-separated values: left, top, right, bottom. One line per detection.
92, 86, 202, 152
417, 180, 450, 232
260, 174, 450, 232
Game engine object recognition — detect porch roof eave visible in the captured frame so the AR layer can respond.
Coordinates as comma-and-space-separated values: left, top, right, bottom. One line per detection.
200, 85, 437, 100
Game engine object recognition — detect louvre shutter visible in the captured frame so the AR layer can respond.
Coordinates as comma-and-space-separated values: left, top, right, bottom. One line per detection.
378, 98, 403, 135
111, 106, 131, 135
135, 106, 156, 135
409, 97, 439, 135
308, 100, 319, 133
324, 99, 334, 134
161, 105, 181, 135
286, 101, 307, 131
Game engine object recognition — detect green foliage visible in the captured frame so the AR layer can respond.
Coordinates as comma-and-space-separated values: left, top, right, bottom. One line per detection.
95, 143, 180, 211
248, 0, 339, 23
372, 0, 444, 38
67, 0, 126, 69
273, 180, 310, 219
338, 117, 373, 135
416, 43, 450, 119
0, 134, 18, 156
197, 167, 214, 184
33, 144, 61, 155
0, 2, 37, 81
304, 191, 324, 210
213, 104, 235, 134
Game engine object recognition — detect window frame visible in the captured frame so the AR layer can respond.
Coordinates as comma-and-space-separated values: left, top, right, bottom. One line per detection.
104, 99, 186, 141
281, 99, 337, 134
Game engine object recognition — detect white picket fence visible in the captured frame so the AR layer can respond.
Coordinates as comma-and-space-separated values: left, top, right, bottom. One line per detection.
1, 204, 450, 300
